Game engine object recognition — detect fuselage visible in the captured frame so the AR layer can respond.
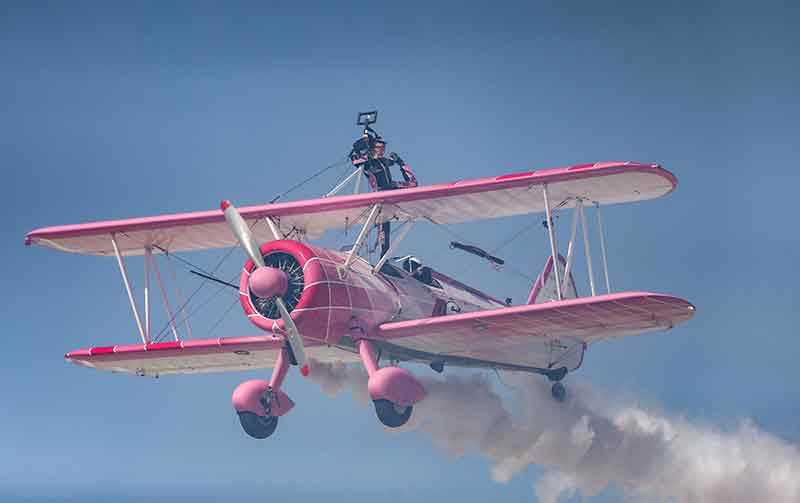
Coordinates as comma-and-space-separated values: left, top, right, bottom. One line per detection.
238, 239, 505, 346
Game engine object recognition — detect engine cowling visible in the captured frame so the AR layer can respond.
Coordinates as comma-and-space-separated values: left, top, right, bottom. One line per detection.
238, 240, 399, 345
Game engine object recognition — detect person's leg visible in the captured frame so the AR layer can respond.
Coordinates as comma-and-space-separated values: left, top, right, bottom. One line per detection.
380, 221, 391, 257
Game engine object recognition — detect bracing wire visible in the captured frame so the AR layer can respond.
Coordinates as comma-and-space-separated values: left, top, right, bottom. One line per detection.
270, 155, 350, 203
207, 297, 244, 337
151, 156, 350, 341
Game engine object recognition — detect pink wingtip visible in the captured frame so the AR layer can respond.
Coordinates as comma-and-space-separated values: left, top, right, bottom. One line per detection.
300, 364, 310, 377
220, 200, 231, 211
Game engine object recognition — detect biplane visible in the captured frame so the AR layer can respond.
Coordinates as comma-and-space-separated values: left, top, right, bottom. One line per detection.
25, 152, 694, 439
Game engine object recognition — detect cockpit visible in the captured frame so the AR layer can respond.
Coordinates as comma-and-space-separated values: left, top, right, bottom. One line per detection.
395, 255, 442, 288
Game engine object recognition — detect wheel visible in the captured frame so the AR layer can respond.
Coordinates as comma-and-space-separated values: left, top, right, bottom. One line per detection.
551, 382, 566, 402
237, 411, 279, 439
373, 399, 413, 428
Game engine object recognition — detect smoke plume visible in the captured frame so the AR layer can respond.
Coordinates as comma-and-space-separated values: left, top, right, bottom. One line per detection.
309, 360, 800, 502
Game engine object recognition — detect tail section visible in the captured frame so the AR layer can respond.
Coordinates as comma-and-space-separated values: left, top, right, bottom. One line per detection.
527, 254, 578, 304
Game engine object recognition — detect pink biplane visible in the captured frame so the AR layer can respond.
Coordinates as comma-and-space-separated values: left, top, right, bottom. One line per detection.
26, 159, 694, 439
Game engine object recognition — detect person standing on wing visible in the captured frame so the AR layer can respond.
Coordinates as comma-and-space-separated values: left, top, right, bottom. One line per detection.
349, 115, 418, 256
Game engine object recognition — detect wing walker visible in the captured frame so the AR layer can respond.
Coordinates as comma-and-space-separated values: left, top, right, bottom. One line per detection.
25, 111, 695, 439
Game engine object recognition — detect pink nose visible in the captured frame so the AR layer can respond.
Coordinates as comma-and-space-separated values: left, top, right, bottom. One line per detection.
249, 267, 288, 298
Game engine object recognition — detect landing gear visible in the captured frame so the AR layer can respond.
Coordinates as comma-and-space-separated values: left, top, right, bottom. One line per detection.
232, 348, 295, 440
237, 411, 279, 439
373, 399, 413, 428
551, 381, 566, 402
545, 366, 568, 402
358, 339, 426, 428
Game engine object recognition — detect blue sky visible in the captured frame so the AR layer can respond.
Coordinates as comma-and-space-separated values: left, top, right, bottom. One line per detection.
2, 1, 799, 501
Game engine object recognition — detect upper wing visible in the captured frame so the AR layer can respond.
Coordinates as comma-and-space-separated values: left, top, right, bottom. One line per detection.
65, 336, 360, 376
26, 162, 675, 256
374, 292, 695, 372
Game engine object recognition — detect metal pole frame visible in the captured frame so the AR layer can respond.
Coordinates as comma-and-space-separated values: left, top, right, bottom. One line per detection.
542, 184, 563, 301
577, 200, 597, 296
325, 167, 363, 197
595, 202, 612, 293
110, 234, 147, 344
344, 203, 382, 269
353, 167, 363, 194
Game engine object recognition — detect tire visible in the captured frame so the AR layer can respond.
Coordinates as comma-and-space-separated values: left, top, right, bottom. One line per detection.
551, 382, 566, 402
237, 411, 279, 439
373, 399, 413, 428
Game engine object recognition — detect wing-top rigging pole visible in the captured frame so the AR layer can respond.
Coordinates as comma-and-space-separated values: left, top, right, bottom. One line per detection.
325, 167, 363, 197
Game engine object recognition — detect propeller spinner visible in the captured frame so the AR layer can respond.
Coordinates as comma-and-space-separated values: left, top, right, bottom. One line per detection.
221, 200, 310, 377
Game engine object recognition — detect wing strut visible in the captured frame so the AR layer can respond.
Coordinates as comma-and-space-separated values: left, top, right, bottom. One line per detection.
596, 202, 612, 293
144, 246, 152, 342
561, 203, 579, 294
111, 234, 147, 344
577, 200, 597, 296
264, 217, 284, 241
542, 184, 563, 301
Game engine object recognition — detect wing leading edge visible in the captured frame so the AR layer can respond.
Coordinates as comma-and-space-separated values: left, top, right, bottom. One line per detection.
26, 162, 676, 256
65, 336, 361, 376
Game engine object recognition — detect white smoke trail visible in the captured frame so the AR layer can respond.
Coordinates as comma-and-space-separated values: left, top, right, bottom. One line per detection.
309, 361, 800, 502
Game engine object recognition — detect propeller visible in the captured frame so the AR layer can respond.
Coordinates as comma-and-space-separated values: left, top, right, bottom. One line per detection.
221, 200, 310, 377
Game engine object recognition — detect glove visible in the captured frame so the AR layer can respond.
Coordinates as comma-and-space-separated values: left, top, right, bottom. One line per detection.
389, 152, 404, 165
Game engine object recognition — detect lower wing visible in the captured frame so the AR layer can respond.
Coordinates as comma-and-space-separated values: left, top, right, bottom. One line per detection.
374, 291, 695, 372
65, 336, 360, 376
65, 292, 693, 376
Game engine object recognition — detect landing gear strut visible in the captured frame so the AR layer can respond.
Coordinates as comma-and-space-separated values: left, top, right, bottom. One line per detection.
232, 346, 295, 440
358, 339, 426, 428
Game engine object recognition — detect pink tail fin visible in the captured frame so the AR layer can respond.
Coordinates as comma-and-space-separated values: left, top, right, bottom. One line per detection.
527, 254, 578, 304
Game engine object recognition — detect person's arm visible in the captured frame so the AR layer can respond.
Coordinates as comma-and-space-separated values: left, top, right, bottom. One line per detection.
389, 153, 418, 188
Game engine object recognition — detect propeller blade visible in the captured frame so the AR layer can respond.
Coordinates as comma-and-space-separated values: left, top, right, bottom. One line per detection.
275, 296, 310, 377
221, 200, 265, 268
